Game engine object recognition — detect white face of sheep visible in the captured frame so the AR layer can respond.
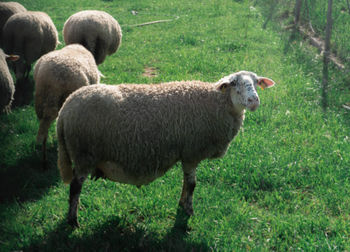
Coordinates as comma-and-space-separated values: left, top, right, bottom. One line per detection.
217, 71, 275, 111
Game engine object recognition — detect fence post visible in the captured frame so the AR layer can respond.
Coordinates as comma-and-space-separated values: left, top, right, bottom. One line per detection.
322, 0, 333, 109
294, 0, 303, 25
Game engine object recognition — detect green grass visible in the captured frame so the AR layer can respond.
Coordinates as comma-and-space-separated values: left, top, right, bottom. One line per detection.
1, 0, 350, 250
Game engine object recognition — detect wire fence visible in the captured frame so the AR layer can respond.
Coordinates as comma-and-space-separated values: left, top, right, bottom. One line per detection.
256, 0, 350, 64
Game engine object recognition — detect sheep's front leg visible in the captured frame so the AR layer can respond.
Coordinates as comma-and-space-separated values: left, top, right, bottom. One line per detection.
179, 162, 198, 216
68, 175, 86, 228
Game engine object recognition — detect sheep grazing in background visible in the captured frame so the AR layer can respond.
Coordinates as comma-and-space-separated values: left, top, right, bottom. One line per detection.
0, 49, 19, 114
0, 1, 26, 47
56, 71, 275, 227
34, 44, 100, 169
2, 11, 59, 81
63, 10, 122, 65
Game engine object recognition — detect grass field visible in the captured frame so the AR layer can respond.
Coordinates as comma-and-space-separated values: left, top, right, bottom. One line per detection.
1, 0, 350, 250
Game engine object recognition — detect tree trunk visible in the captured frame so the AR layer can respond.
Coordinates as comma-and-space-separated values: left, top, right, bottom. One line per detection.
294, 0, 303, 25
322, 0, 333, 110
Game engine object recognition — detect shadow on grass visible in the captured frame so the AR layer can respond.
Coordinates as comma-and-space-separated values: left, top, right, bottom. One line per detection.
24, 207, 209, 251
282, 28, 332, 111
0, 144, 60, 204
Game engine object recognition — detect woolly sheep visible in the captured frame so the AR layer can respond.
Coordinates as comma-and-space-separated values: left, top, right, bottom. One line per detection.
0, 49, 19, 114
0, 2, 26, 46
63, 10, 122, 65
56, 71, 275, 227
2, 11, 59, 81
34, 44, 100, 168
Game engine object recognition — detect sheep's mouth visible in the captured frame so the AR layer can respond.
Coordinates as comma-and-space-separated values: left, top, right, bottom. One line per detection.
247, 104, 259, 111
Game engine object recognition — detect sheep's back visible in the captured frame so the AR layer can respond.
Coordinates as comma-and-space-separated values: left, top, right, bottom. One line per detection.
0, 2, 26, 46
3, 11, 58, 63
35, 45, 99, 87
63, 10, 122, 64
34, 45, 99, 119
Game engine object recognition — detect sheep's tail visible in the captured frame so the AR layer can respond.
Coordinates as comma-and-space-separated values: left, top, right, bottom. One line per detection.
57, 118, 73, 184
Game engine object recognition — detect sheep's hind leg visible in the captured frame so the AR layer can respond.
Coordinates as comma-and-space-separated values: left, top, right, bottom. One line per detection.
37, 119, 53, 169
68, 174, 86, 228
179, 161, 198, 216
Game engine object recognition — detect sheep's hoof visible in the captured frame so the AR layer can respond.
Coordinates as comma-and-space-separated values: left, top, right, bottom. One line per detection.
68, 218, 80, 228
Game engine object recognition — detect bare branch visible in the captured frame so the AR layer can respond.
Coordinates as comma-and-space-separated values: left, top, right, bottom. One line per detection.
125, 16, 180, 28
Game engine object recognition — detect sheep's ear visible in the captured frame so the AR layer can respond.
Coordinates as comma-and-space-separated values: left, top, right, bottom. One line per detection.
217, 83, 229, 93
6, 54, 20, 62
257, 77, 275, 90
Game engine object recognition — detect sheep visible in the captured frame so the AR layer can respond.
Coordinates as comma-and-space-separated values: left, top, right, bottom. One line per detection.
0, 49, 19, 114
63, 10, 122, 65
34, 44, 100, 169
56, 71, 275, 227
2, 11, 59, 81
0, 2, 26, 47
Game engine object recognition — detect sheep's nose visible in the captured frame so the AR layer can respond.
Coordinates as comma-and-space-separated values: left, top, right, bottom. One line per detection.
248, 96, 259, 103
247, 96, 260, 111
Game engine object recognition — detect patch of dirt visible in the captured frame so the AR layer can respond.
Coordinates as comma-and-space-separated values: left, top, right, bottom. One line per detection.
142, 67, 158, 78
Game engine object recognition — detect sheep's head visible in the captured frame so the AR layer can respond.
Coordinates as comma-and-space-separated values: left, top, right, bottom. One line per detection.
216, 71, 275, 112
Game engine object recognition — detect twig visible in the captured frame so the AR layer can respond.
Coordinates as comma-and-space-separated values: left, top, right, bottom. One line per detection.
124, 16, 179, 27
342, 104, 350, 110
324, 232, 332, 250
347, 0, 350, 14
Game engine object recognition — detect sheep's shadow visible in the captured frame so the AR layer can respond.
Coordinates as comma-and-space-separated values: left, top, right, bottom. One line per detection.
0, 143, 60, 204
24, 207, 209, 251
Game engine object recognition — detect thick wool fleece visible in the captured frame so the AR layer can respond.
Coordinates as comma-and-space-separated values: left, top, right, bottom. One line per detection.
63, 10, 122, 65
34, 44, 100, 143
0, 49, 15, 113
0, 2, 26, 46
57, 82, 245, 184
3, 11, 58, 78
